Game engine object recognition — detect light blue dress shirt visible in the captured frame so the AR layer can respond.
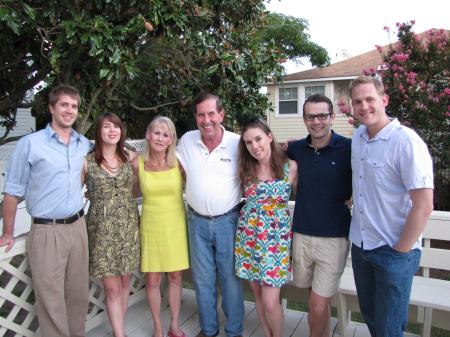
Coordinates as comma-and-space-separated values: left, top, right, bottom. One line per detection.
349, 119, 434, 250
3, 124, 92, 218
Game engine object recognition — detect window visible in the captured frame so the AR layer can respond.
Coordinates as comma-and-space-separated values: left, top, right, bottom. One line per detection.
279, 87, 298, 114
305, 85, 325, 99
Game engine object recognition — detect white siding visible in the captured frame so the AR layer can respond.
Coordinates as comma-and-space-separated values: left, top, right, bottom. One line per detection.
267, 81, 355, 142
0, 107, 36, 192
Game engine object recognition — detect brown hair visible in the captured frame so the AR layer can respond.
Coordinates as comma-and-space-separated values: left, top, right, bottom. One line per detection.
94, 113, 128, 166
349, 75, 385, 98
302, 93, 334, 116
238, 118, 287, 185
48, 85, 81, 107
194, 93, 224, 113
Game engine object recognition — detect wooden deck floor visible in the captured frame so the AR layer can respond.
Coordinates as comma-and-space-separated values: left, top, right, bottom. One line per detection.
87, 289, 418, 337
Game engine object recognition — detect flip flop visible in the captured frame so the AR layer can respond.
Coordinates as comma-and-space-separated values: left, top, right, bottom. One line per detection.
167, 331, 186, 337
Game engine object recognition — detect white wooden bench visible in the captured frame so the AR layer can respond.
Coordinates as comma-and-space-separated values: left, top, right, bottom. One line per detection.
336, 211, 450, 337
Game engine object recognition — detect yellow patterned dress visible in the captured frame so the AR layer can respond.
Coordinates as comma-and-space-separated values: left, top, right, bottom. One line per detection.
138, 157, 189, 272
85, 152, 140, 278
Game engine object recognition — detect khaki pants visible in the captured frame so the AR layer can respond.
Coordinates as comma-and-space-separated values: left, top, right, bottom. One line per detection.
26, 216, 89, 337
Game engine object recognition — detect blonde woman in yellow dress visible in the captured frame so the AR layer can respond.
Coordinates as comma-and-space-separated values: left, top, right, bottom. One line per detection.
132, 116, 189, 337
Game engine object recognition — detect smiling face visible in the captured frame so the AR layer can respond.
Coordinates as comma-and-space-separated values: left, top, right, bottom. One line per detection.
49, 94, 79, 131
303, 101, 334, 144
195, 98, 224, 143
146, 122, 172, 154
351, 82, 390, 137
100, 120, 121, 146
242, 126, 273, 162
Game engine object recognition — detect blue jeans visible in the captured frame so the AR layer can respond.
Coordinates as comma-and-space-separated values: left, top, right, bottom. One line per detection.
351, 244, 421, 337
187, 208, 244, 337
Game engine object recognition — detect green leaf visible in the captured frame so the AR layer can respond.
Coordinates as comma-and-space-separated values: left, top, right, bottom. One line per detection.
21, 3, 35, 20
99, 69, 111, 79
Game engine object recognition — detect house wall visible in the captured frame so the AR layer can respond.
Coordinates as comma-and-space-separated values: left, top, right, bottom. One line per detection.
0, 106, 36, 192
267, 80, 355, 142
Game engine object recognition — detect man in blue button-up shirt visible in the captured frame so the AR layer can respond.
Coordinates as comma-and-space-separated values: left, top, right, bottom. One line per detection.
349, 76, 434, 337
1, 85, 92, 337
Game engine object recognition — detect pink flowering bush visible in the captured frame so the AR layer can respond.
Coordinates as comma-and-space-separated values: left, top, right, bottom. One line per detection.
378, 21, 450, 209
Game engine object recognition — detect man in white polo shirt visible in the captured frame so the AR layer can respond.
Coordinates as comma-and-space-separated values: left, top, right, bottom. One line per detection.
177, 93, 244, 337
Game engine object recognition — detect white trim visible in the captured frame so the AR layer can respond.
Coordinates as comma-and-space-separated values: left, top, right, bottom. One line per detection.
275, 86, 302, 117
271, 75, 358, 85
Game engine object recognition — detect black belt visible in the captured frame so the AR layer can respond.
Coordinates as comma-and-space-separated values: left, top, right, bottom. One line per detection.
33, 209, 84, 225
187, 202, 243, 220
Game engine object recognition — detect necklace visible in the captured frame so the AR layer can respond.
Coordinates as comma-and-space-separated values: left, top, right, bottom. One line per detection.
148, 158, 166, 167
102, 157, 120, 174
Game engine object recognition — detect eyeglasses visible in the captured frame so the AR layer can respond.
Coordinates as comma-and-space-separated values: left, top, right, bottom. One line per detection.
303, 113, 331, 121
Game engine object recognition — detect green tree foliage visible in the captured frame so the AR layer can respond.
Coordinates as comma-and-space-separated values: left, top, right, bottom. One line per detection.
0, 0, 329, 140
378, 21, 450, 209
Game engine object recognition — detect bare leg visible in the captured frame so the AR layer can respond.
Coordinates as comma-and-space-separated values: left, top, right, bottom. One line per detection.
103, 276, 126, 337
168, 271, 184, 336
120, 274, 131, 323
249, 282, 272, 337
261, 286, 283, 337
146, 272, 164, 337
308, 289, 331, 337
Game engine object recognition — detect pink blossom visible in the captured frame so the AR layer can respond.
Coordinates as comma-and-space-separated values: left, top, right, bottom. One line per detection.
419, 81, 427, 90
384, 26, 390, 31
392, 64, 399, 71
391, 53, 410, 62
410, 20, 416, 25
445, 88, 450, 95
394, 72, 399, 79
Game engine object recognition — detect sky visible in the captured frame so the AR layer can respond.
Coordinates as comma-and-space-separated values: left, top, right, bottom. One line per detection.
265, 0, 449, 74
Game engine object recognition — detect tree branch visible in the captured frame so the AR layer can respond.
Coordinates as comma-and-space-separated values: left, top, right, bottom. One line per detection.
131, 100, 180, 111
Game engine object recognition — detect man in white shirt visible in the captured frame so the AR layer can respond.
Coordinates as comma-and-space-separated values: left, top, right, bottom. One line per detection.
349, 76, 434, 337
177, 94, 244, 337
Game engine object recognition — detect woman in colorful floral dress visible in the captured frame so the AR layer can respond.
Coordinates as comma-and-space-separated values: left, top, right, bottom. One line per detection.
235, 118, 297, 337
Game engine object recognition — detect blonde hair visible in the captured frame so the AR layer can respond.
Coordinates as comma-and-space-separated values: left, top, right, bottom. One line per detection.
141, 116, 177, 168
349, 75, 385, 98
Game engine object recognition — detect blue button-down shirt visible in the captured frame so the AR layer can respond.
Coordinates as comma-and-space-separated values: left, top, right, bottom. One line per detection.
3, 124, 92, 218
349, 119, 434, 250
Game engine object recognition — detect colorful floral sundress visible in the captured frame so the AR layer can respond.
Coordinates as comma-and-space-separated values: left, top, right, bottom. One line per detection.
234, 163, 292, 287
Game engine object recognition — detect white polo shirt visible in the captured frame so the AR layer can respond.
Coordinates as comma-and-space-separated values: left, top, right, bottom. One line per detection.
349, 119, 434, 250
177, 128, 241, 216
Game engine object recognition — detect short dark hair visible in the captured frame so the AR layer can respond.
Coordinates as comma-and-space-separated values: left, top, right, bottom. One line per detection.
194, 93, 224, 113
302, 94, 333, 115
48, 85, 80, 106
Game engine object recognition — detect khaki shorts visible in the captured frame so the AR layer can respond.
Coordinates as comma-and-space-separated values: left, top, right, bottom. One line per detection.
292, 233, 350, 297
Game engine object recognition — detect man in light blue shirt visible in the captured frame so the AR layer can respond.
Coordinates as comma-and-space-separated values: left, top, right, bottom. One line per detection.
349, 76, 434, 337
1, 85, 92, 337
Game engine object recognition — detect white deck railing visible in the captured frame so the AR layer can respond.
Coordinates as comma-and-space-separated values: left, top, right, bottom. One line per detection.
1, 210, 450, 336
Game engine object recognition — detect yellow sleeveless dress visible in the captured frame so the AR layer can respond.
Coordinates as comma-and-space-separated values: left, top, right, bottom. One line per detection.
139, 157, 189, 272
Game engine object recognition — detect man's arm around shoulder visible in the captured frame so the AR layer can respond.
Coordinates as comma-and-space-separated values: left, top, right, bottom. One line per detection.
0, 194, 20, 252
394, 188, 434, 252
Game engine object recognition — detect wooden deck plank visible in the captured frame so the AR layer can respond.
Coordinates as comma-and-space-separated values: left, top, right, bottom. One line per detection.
87, 289, 419, 337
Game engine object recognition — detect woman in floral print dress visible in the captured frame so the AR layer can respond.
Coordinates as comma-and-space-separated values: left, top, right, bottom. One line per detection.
235, 118, 297, 337
83, 113, 140, 337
